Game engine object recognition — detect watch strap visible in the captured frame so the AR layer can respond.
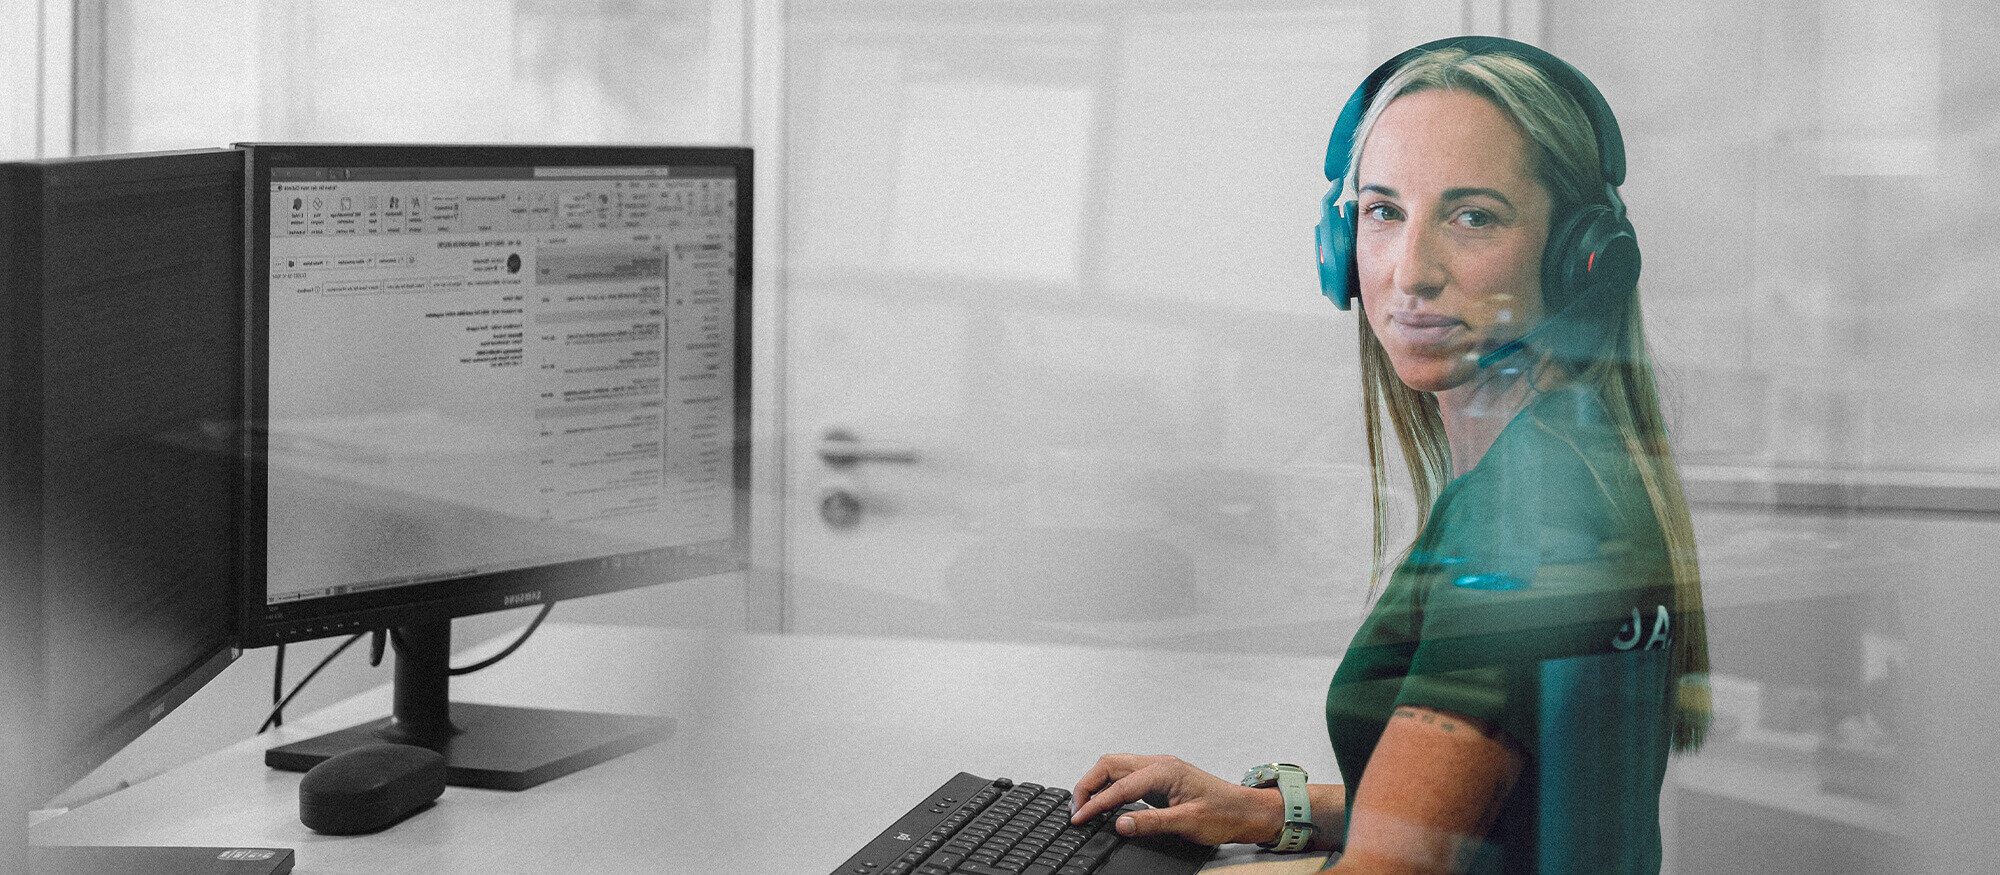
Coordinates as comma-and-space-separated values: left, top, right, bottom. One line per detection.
1242, 763, 1316, 853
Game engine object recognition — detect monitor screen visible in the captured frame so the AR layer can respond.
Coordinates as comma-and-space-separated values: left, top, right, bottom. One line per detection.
0, 149, 245, 806
238, 144, 751, 789
241, 144, 750, 645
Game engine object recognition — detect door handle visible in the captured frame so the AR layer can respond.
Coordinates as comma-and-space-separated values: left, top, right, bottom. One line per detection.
817, 429, 920, 469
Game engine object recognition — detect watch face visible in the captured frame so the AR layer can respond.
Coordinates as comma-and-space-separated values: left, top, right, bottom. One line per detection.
1240, 763, 1304, 791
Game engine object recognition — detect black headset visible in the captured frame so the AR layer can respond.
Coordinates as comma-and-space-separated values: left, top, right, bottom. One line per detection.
1314, 36, 1640, 365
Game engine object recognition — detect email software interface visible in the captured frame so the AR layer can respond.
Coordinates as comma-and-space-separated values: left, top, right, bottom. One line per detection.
262, 164, 738, 605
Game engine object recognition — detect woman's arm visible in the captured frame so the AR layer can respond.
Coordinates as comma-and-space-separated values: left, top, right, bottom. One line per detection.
1068, 704, 1516, 870
1326, 705, 1523, 873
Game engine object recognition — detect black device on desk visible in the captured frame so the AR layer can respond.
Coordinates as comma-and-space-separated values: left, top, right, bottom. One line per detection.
834, 773, 1214, 875
29, 846, 294, 875
237, 143, 753, 791
1, 149, 291, 874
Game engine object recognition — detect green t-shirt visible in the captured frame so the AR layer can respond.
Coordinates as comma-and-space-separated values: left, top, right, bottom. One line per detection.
1326, 385, 1679, 874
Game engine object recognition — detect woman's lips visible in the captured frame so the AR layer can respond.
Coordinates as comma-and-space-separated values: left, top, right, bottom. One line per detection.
1388, 312, 1465, 346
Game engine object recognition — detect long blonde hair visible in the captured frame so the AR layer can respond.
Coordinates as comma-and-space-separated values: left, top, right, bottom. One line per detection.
1350, 48, 1711, 752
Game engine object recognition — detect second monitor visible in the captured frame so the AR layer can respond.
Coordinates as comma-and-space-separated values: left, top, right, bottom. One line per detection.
239, 144, 752, 790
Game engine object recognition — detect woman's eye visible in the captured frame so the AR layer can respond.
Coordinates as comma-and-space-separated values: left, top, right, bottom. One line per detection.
1364, 203, 1401, 222
1455, 209, 1494, 228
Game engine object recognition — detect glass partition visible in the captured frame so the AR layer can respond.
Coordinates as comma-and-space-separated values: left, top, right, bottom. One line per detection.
1545, 2, 1998, 870
61, 0, 2000, 869
780, 1, 1998, 870
781, 0, 1469, 653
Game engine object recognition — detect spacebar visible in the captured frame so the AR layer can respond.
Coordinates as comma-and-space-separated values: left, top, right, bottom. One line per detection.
1069, 827, 1120, 867
952, 831, 1116, 874
952, 828, 1120, 875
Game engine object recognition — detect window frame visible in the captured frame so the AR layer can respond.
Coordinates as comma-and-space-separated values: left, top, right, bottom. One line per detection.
1, 0, 73, 160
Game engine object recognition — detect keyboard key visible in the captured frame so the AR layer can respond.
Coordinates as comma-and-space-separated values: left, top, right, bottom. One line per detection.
1067, 830, 1119, 869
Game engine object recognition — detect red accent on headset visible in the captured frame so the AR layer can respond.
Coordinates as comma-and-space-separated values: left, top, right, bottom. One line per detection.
1587, 251, 1597, 273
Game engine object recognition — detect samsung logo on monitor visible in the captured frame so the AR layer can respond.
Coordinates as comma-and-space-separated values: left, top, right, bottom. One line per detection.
503, 591, 543, 607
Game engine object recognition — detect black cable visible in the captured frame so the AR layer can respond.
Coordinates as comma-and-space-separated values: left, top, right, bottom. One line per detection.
449, 603, 553, 676
270, 643, 287, 729
258, 632, 366, 734
256, 604, 553, 734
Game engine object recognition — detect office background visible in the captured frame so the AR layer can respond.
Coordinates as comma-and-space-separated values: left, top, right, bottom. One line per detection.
4, 1, 1996, 872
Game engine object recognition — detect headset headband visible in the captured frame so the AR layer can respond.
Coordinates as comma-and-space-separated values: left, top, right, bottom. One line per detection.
1324, 36, 1625, 190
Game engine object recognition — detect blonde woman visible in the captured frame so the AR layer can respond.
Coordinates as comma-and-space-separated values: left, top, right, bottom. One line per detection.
1071, 37, 1708, 874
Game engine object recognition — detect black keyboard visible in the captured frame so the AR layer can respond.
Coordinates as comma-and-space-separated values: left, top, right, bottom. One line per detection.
830, 772, 1214, 875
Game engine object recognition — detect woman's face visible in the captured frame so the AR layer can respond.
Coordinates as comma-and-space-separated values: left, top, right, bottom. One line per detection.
1355, 88, 1553, 394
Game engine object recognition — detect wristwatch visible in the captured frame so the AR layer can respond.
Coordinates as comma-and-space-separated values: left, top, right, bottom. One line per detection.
1240, 763, 1316, 853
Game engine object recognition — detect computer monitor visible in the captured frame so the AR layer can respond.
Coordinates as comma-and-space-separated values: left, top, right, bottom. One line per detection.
238, 144, 752, 790
1, 149, 266, 875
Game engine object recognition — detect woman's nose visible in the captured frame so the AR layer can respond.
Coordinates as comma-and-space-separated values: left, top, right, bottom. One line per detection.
1393, 224, 1448, 298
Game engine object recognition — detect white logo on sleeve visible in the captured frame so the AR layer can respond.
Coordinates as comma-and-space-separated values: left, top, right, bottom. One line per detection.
1611, 605, 1671, 651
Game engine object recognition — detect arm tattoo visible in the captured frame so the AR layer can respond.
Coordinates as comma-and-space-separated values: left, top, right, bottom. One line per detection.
1392, 706, 1503, 739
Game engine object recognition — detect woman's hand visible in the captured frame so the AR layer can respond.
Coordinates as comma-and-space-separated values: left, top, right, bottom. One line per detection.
1068, 754, 1283, 847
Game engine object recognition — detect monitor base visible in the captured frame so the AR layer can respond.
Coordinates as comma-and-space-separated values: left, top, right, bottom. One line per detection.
264, 702, 672, 791
31, 845, 294, 874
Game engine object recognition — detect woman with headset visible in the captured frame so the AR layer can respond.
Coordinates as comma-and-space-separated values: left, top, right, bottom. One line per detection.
1069, 38, 1709, 874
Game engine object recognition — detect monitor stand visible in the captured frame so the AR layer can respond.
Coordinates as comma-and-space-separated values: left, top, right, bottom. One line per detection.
263, 620, 672, 791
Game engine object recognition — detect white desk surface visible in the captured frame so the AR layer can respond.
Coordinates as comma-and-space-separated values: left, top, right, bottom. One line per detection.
32, 623, 1340, 874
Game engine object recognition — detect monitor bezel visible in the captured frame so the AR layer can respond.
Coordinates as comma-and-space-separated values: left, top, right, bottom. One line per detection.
236, 143, 753, 649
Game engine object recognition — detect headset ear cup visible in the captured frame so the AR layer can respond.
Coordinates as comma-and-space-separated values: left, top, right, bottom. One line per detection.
1542, 204, 1639, 308
1317, 184, 1358, 309
1537, 204, 1640, 363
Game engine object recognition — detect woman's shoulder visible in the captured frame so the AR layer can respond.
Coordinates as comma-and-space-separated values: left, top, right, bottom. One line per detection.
1504, 384, 1639, 480
1520, 382, 1622, 452
1418, 383, 1671, 610
1452, 383, 1653, 537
